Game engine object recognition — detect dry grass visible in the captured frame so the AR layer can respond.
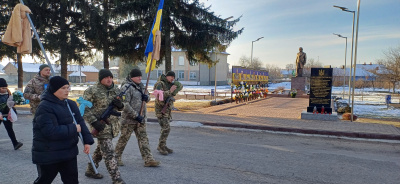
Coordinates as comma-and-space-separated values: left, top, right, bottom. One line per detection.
16, 104, 30, 108
147, 100, 211, 112
357, 118, 400, 128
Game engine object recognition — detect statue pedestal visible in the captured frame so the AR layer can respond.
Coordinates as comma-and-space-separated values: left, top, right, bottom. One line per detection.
300, 111, 338, 121
291, 77, 307, 95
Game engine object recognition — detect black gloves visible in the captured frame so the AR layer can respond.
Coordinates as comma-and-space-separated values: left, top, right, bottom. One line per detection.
135, 115, 144, 123
112, 97, 124, 109
91, 121, 105, 132
142, 94, 149, 102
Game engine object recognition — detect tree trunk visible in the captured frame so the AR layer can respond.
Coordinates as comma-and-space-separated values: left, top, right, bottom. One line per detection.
164, 10, 171, 72
17, 53, 23, 90
60, 0, 68, 79
393, 81, 396, 93
103, 0, 109, 69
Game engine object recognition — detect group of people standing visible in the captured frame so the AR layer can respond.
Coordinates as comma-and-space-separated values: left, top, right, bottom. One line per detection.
1, 64, 181, 184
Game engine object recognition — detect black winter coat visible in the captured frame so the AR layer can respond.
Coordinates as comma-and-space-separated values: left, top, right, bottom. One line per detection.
32, 90, 94, 165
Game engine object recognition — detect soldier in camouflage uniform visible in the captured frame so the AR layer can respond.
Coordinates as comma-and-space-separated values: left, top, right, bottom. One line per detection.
115, 69, 160, 167
153, 71, 182, 155
83, 69, 126, 184
23, 64, 50, 114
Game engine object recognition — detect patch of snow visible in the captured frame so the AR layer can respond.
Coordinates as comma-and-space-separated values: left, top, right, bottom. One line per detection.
171, 121, 203, 127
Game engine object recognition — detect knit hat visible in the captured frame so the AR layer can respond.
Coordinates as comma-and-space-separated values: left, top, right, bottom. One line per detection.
166, 71, 175, 78
130, 68, 142, 78
48, 76, 69, 94
0, 78, 8, 87
98, 69, 113, 81
39, 64, 50, 72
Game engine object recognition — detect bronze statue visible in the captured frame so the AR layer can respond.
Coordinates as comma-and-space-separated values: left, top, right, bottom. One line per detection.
295, 47, 307, 77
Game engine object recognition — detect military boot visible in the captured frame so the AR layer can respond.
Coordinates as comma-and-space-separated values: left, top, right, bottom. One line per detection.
144, 160, 161, 167
112, 178, 126, 184
157, 146, 168, 155
85, 163, 103, 179
164, 146, 173, 154
116, 155, 124, 166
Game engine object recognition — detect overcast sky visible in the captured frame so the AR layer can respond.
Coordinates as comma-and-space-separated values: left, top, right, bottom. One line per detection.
200, 0, 400, 69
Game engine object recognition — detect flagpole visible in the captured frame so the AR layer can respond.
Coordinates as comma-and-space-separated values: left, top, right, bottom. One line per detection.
140, 0, 164, 116
19, 0, 55, 75
139, 46, 157, 116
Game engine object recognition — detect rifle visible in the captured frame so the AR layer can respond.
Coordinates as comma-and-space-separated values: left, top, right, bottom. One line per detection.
91, 103, 122, 136
160, 80, 181, 114
91, 84, 131, 136
161, 97, 175, 114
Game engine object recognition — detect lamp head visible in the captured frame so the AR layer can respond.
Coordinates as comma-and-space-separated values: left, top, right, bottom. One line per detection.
255, 37, 264, 42
333, 33, 345, 38
333, 5, 348, 11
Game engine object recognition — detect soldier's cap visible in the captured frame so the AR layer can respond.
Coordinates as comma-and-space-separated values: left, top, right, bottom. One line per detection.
99, 69, 113, 81
130, 68, 142, 78
39, 64, 50, 72
166, 71, 175, 78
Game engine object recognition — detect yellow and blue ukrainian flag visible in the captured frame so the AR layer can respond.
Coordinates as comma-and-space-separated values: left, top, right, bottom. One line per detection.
144, 0, 164, 73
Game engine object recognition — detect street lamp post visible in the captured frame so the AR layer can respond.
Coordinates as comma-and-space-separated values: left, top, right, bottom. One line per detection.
251, 37, 264, 65
351, 0, 361, 122
333, 5, 356, 108
333, 33, 347, 99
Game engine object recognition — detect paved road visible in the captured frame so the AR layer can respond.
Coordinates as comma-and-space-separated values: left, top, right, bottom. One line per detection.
146, 97, 400, 140
1, 114, 400, 184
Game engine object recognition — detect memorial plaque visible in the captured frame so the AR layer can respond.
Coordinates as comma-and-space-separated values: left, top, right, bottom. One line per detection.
307, 68, 333, 113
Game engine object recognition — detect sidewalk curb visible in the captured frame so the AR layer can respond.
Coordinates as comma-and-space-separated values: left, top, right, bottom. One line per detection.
147, 118, 400, 141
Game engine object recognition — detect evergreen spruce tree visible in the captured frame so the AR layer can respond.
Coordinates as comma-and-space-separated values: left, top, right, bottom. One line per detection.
0, 1, 36, 89
140, 0, 243, 72
81, 0, 145, 69
0, 1, 17, 61
25, 0, 90, 78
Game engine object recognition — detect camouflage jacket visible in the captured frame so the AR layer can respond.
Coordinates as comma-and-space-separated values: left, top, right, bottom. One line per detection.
120, 77, 150, 125
83, 82, 122, 139
23, 74, 49, 114
153, 74, 175, 119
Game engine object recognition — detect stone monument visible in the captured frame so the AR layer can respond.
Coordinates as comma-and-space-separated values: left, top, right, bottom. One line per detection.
291, 47, 307, 95
301, 67, 338, 121
295, 47, 306, 77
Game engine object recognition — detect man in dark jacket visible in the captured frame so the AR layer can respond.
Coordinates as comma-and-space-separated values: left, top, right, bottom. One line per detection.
32, 76, 94, 184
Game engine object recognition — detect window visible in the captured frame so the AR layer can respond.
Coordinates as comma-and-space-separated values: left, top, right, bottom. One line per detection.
179, 56, 184, 66
190, 72, 196, 80
171, 56, 174, 66
157, 70, 163, 77
189, 60, 198, 66
178, 71, 184, 79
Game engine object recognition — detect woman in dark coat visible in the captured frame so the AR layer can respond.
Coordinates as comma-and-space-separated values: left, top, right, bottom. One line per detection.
0, 78, 23, 150
32, 76, 94, 184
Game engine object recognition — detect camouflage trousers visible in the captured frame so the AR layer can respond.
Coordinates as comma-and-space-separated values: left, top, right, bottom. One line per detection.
115, 123, 155, 162
86, 138, 121, 181
158, 117, 171, 147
